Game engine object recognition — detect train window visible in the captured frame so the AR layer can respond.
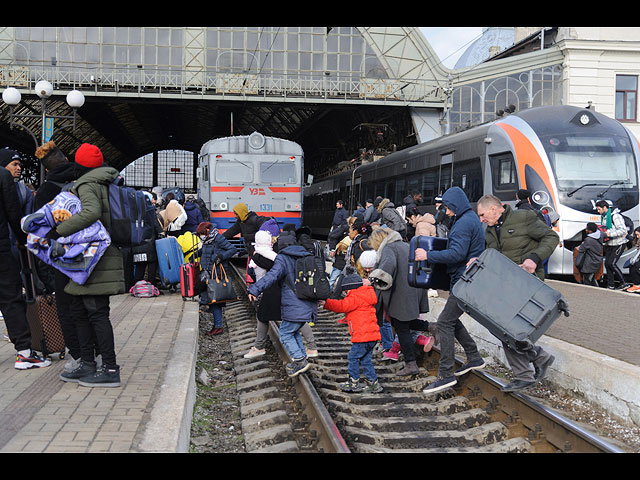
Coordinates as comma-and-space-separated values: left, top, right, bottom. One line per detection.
615, 74, 637, 121
489, 153, 518, 199
215, 160, 253, 183
452, 158, 483, 202
260, 161, 296, 184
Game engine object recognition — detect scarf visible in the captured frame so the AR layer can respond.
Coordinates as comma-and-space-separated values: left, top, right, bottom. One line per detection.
203, 226, 219, 244
602, 210, 612, 230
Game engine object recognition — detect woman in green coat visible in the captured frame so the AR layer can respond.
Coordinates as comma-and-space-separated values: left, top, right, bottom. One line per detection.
52, 144, 124, 388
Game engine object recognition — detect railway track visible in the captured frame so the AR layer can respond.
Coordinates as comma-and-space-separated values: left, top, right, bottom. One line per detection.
224, 261, 624, 453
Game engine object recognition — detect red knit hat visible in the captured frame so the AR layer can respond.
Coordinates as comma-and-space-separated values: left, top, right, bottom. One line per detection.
75, 143, 104, 168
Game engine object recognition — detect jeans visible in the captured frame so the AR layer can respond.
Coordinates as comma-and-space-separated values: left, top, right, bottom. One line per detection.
329, 267, 342, 289
379, 320, 394, 350
348, 341, 377, 381
208, 304, 223, 328
436, 294, 482, 378
503, 344, 553, 382
70, 295, 116, 368
278, 320, 306, 360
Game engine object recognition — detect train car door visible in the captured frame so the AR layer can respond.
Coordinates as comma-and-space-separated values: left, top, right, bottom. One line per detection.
197, 155, 211, 206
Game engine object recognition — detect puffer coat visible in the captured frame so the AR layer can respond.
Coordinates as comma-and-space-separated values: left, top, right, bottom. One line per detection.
54, 166, 125, 296
324, 285, 381, 343
248, 244, 317, 324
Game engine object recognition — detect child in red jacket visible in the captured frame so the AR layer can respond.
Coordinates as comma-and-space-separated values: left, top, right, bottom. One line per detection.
323, 272, 382, 393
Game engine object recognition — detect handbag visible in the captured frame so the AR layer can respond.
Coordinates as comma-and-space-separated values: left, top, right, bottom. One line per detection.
206, 263, 239, 304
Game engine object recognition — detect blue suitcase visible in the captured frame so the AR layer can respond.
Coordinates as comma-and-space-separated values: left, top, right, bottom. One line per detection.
408, 236, 450, 290
156, 237, 184, 287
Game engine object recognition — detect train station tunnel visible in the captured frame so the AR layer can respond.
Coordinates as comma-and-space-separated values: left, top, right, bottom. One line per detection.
0, 27, 567, 191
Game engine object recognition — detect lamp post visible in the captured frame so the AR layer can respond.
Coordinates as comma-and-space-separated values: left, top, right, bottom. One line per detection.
2, 80, 85, 184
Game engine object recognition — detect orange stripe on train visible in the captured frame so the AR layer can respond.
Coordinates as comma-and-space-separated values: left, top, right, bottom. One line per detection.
495, 123, 558, 210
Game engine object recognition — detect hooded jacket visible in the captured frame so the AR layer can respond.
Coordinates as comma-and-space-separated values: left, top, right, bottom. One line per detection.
577, 230, 604, 274
377, 199, 406, 234
54, 166, 125, 296
426, 187, 485, 288
183, 201, 204, 233
222, 203, 268, 255
324, 285, 381, 343
248, 244, 318, 323
34, 162, 81, 211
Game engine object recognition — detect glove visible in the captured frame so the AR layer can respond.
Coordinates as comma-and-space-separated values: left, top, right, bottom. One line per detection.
214, 254, 222, 265
45, 228, 61, 240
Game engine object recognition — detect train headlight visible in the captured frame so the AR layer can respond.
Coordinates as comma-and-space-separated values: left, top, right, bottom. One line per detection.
220, 202, 228, 210
531, 191, 550, 207
249, 132, 265, 150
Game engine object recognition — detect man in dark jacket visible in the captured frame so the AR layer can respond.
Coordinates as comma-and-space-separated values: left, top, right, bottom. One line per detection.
52, 143, 125, 388
331, 200, 349, 232
247, 244, 318, 377
0, 166, 51, 369
476, 194, 558, 392
416, 187, 486, 394
182, 195, 204, 234
222, 203, 268, 257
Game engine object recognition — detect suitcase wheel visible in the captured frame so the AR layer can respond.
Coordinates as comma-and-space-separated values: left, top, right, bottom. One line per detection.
59, 351, 66, 360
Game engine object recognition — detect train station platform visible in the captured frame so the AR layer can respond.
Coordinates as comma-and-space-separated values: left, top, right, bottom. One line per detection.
0, 293, 198, 453
0, 279, 638, 453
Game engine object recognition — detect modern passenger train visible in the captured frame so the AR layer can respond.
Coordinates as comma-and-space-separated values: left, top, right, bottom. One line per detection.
197, 132, 305, 237
304, 105, 640, 276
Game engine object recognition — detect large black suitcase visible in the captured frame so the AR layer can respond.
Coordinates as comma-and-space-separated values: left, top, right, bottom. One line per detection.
451, 248, 569, 353
408, 236, 450, 290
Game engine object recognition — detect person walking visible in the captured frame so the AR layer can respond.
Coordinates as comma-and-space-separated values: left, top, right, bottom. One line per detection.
595, 200, 629, 289
54, 143, 125, 387
368, 227, 430, 376
197, 222, 238, 336
475, 194, 558, 392
247, 241, 318, 377
331, 200, 349, 233
416, 187, 486, 394
322, 272, 383, 393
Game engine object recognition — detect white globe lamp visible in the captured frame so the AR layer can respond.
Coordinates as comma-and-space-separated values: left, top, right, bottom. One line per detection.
34, 80, 53, 99
2, 87, 21, 106
66, 89, 85, 109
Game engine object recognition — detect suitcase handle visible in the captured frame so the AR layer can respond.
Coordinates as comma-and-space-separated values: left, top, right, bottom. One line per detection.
461, 259, 483, 282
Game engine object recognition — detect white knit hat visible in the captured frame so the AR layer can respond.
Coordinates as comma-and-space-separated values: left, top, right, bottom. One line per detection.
359, 250, 377, 269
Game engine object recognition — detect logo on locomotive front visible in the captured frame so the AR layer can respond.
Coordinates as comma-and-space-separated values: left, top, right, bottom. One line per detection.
249, 187, 266, 196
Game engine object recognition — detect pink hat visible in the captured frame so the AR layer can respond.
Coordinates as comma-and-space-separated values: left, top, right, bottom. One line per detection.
75, 143, 104, 168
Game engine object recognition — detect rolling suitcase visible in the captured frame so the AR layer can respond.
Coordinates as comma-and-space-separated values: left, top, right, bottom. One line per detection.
451, 248, 569, 353
180, 261, 199, 300
156, 236, 184, 288
408, 236, 450, 290
20, 251, 66, 358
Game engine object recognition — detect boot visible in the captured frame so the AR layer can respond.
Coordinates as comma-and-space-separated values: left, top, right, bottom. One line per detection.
396, 360, 419, 376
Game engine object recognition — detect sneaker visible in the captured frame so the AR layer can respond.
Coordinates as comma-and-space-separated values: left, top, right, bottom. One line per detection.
206, 327, 223, 336
15, 351, 52, 370
454, 358, 486, 376
422, 375, 457, 394
501, 379, 535, 392
362, 378, 383, 394
626, 284, 640, 292
243, 346, 266, 359
78, 366, 121, 388
339, 377, 364, 393
427, 289, 439, 298
306, 348, 319, 358
60, 360, 97, 383
286, 358, 311, 377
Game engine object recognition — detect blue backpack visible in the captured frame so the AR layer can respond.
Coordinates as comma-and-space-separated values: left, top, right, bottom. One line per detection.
108, 182, 156, 247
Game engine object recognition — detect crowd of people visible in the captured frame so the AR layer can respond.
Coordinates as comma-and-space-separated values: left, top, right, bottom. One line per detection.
2, 140, 639, 397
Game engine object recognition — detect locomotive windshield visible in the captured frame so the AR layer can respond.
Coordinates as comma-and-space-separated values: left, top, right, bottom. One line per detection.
543, 133, 638, 212
260, 161, 297, 184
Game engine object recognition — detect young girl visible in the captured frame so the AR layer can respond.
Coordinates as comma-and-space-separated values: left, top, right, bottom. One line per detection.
197, 222, 238, 335
323, 271, 383, 393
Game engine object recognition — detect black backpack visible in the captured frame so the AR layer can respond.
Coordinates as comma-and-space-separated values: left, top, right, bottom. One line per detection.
621, 214, 635, 243
286, 252, 331, 301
